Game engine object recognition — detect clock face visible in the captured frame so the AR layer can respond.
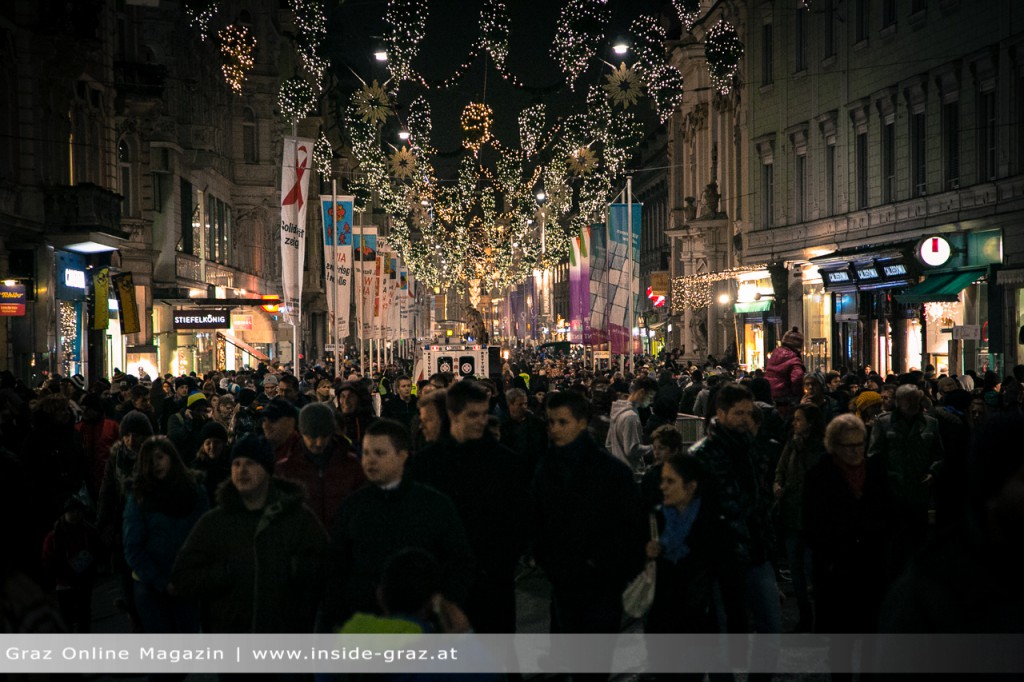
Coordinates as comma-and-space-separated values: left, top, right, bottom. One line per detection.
919, 236, 951, 267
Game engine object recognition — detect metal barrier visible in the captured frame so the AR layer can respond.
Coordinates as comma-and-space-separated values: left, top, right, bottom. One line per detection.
675, 414, 705, 447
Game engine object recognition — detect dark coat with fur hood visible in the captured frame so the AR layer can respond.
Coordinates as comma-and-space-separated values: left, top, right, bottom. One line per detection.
170, 477, 329, 633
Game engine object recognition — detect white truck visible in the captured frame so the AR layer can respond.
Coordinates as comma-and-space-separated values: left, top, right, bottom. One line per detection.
414, 344, 497, 382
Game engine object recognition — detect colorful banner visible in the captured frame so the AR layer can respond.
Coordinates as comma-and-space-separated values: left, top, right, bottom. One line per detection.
399, 267, 410, 339
569, 235, 582, 344
112, 272, 140, 335
607, 203, 642, 354
353, 226, 378, 339
91, 268, 109, 330
279, 137, 314, 326
0, 281, 26, 317
588, 224, 608, 346
321, 195, 354, 343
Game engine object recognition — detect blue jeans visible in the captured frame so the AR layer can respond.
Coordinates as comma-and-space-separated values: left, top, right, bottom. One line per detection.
717, 561, 782, 682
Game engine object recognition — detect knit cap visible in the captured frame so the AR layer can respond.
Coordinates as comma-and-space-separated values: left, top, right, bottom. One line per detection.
299, 402, 337, 438
781, 327, 804, 350
230, 434, 276, 475
119, 409, 154, 439
199, 420, 228, 443
186, 392, 209, 410
854, 391, 882, 417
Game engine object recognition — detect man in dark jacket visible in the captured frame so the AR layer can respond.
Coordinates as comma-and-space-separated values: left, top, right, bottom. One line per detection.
530, 390, 647, 635
409, 380, 523, 633
690, 382, 780, 680
321, 419, 474, 632
276, 402, 365, 526
170, 434, 329, 633
166, 392, 212, 465
499, 387, 548, 483
380, 375, 418, 432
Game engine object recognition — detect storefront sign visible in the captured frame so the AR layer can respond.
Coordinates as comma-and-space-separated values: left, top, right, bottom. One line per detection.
0, 282, 26, 316
951, 325, 981, 340
173, 308, 230, 330
918, 236, 952, 267
63, 269, 86, 289
826, 270, 851, 284
232, 314, 253, 331
856, 266, 880, 281
883, 263, 908, 277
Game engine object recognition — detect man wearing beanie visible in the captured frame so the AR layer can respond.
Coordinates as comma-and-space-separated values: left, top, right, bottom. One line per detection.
192, 421, 231, 504
170, 434, 329, 633
765, 327, 806, 411
96, 409, 154, 631
276, 403, 365, 525
260, 397, 302, 461
167, 391, 212, 466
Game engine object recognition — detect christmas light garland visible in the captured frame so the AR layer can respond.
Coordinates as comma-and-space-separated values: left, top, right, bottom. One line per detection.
551, 0, 610, 90
673, 0, 702, 32
184, 0, 218, 42
705, 19, 744, 95
278, 76, 317, 123
218, 24, 256, 94
385, 0, 428, 84
671, 264, 767, 312
313, 131, 333, 176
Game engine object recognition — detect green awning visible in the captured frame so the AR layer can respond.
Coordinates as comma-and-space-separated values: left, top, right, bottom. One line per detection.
896, 269, 986, 304
734, 301, 772, 313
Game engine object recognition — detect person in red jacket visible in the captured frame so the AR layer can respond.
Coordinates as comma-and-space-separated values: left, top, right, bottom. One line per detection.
765, 327, 806, 411
76, 393, 121, 504
275, 402, 366, 525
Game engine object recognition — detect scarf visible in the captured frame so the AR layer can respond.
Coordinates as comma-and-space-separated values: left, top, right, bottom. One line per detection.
659, 497, 702, 564
833, 455, 867, 499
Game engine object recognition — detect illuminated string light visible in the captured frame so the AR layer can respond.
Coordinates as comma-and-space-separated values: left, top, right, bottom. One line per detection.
292, 0, 329, 92
184, 0, 218, 42
705, 19, 743, 95
460, 102, 494, 153
218, 24, 256, 94
59, 301, 79, 375
551, 0, 610, 90
278, 76, 316, 123
313, 132, 333, 176
671, 265, 767, 312
672, 0, 702, 32
480, 0, 510, 71
385, 0, 428, 84
647, 64, 685, 123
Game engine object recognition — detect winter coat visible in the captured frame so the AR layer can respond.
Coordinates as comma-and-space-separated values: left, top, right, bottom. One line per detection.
500, 411, 549, 484
803, 454, 894, 633
167, 412, 210, 466
764, 345, 805, 403
606, 399, 642, 467
644, 504, 719, 634
275, 438, 366, 526
123, 482, 208, 593
867, 409, 943, 513
96, 441, 137, 546
774, 435, 825, 532
528, 431, 647, 601
41, 519, 101, 589
321, 478, 475, 631
75, 417, 120, 501
170, 478, 329, 633
689, 418, 775, 568
380, 395, 418, 429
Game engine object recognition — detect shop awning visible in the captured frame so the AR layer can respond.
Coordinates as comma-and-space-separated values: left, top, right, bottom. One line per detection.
734, 301, 772, 313
218, 331, 270, 362
896, 269, 986, 304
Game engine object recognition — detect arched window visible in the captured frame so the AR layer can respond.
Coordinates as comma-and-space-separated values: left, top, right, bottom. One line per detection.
242, 107, 257, 163
118, 137, 136, 216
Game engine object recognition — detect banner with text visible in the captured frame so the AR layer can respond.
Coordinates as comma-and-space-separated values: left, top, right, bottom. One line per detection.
321, 195, 354, 344
607, 203, 642, 354
279, 137, 314, 326
112, 272, 140, 335
353, 227, 378, 339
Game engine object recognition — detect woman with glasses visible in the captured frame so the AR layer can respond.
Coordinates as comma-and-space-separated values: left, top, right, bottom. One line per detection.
804, 413, 893, 678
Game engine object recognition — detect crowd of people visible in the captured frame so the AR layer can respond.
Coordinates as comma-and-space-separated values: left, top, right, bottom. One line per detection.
0, 334, 1022, 677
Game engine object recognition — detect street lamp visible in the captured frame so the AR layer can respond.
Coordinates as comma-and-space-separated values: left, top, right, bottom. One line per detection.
398, 129, 410, 141
374, 50, 388, 62
612, 41, 629, 55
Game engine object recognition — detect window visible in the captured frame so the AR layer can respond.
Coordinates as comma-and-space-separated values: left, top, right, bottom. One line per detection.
911, 112, 927, 196
795, 9, 807, 72
855, 0, 868, 42
242, 107, 257, 163
881, 0, 896, 28
762, 24, 773, 85
882, 122, 896, 202
761, 162, 774, 228
978, 90, 997, 181
179, 178, 193, 254
943, 100, 960, 189
825, 143, 837, 215
794, 153, 807, 222
856, 132, 868, 209
823, 1, 836, 59
118, 138, 136, 217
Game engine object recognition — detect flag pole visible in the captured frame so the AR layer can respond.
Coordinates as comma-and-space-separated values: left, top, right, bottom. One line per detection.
331, 179, 339, 379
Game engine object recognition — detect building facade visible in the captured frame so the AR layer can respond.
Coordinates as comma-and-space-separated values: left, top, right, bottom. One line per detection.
744, 0, 1024, 377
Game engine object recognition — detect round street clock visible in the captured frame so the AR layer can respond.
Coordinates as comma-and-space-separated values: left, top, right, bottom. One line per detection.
918, 236, 952, 267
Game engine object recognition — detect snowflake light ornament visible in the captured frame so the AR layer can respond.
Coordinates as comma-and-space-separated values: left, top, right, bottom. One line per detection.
354, 80, 393, 126
568, 147, 597, 176
390, 147, 417, 180
604, 63, 642, 109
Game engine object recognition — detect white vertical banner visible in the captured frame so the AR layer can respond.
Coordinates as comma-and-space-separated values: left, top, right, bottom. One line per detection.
372, 246, 387, 340
321, 196, 354, 346
399, 267, 410, 339
354, 227, 378, 340
386, 254, 401, 338
279, 137, 313, 326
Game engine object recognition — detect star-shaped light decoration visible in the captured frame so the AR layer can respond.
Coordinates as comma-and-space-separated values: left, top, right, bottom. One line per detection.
568, 147, 597, 176
354, 80, 393, 126
390, 147, 417, 180
603, 63, 642, 109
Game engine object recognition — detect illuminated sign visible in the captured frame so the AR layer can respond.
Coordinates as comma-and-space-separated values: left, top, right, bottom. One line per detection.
856, 267, 880, 280
918, 236, 952, 267
827, 271, 851, 283
0, 282, 26, 316
64, 269, 86, 289
883, 263, 908, 277
173, 309, 230, 330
